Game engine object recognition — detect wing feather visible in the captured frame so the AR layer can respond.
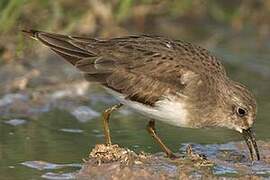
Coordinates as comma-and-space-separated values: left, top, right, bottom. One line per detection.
23, 30, 211, 105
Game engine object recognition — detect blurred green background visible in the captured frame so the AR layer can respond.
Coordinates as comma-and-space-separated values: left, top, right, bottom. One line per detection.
0, 0, 270, 179
0, 0, 270, 63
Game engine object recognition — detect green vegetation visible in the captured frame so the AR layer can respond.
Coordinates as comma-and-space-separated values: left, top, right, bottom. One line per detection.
0, 0, 25, 33
0, 0, 269, 62
0, 1, 269, 33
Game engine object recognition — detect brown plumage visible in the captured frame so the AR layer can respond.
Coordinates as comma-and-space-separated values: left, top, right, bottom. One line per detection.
22, 30, 225, 105
22, 29, 260, 161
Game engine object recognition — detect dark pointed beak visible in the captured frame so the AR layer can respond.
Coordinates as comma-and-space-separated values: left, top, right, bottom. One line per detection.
242, 128, 260, 161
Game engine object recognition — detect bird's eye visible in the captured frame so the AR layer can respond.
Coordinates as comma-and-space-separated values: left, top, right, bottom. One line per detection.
237, 107, 247, 117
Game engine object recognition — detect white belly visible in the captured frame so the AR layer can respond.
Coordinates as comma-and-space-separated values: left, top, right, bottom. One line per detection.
105, 88, 190, 127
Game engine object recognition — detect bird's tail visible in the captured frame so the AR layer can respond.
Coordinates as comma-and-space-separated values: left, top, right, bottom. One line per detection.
22, 29, 97, 66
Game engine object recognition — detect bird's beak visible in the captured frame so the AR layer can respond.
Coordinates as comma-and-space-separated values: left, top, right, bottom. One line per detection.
242, 128, 260, 161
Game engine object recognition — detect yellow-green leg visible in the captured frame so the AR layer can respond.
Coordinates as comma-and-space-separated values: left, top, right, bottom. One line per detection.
102, 103, 123, 145
146, 120, 176, 159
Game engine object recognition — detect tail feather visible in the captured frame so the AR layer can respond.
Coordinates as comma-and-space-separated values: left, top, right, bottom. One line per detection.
22, 29, 115, 83
50, 48, 82, 65
37, 33, 88, 54
22, 29, 96, 65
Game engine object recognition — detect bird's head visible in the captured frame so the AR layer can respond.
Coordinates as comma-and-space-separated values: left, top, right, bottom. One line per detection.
218, 80, 260, 161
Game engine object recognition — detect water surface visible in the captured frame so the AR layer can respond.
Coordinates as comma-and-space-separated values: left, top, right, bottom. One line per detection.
0, 32, 269, 179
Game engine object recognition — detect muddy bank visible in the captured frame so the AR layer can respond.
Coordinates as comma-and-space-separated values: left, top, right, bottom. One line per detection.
77, 141, 270, 179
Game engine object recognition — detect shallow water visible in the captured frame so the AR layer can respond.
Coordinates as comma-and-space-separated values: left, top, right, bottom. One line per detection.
0, 32, 270, 179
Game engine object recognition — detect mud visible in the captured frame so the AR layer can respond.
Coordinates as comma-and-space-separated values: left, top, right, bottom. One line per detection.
77, 141, 270, 179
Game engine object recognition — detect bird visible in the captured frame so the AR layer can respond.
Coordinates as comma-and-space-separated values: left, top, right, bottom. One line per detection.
22, 29, 260, 161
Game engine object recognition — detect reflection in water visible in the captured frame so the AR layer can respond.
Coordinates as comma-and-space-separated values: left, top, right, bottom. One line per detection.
41, 172, 77, 180
21, 161, 81, 170
21, 161, 80, 179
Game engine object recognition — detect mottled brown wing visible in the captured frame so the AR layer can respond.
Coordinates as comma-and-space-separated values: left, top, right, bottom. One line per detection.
82, 35, 223, 105
82, 36, 195, 105
104, 58, 192, 105
22, 30, 211, 105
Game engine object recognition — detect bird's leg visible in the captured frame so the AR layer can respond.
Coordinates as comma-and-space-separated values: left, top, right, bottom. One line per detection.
146, 120, 176, 159
102, 103, 123, 146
